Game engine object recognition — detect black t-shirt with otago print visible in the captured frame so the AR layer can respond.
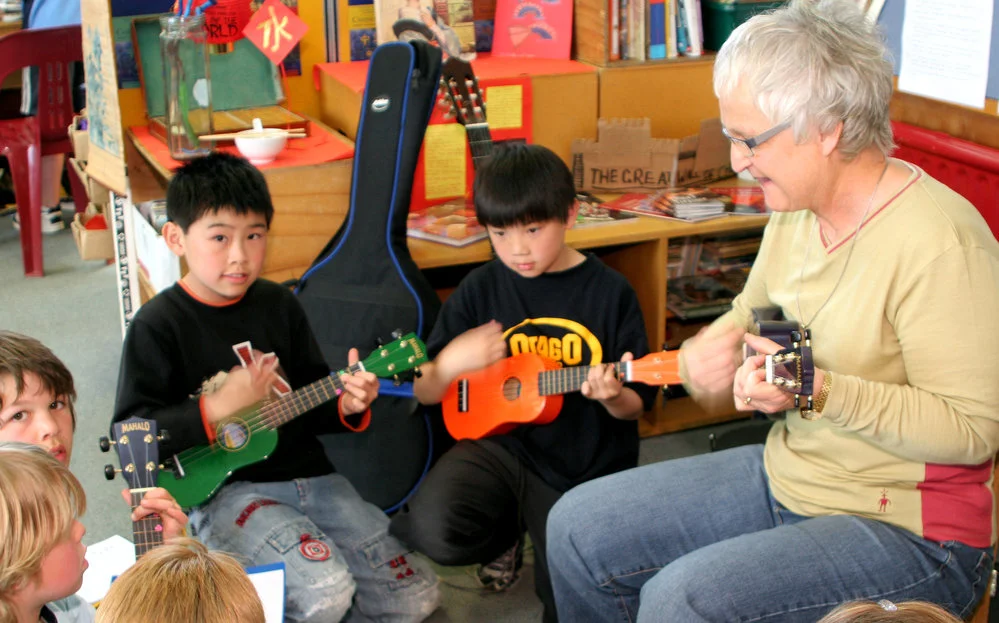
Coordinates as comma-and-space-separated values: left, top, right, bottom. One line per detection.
427, 253, 658, 491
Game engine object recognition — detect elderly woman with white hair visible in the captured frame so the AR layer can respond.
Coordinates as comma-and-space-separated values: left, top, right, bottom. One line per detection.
545, 1, 999, 621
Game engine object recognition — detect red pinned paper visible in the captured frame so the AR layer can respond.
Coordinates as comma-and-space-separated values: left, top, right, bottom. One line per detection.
243, 0, 308, 66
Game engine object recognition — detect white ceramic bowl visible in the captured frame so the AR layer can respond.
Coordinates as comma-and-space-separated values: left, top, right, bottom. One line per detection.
234, 129, 287, 165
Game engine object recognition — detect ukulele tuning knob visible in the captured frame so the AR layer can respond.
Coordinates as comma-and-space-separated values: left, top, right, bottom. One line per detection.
104, 464, 119, 481
98, 436, 114, 452
413, 366, 423, 379
391, 330, 403, 340
157, 430, 171, 444
374, 336, 385, 347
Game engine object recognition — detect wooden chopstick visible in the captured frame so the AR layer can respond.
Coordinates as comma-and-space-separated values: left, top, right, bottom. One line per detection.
199, 130, 308, 140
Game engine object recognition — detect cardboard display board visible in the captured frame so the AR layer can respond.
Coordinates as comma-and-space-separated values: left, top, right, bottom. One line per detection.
82, 0, 129, 195
571, 117, 733, 193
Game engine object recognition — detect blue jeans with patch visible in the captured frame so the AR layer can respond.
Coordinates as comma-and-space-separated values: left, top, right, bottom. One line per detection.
189, 473, 441, 622
547, 445, 994, 622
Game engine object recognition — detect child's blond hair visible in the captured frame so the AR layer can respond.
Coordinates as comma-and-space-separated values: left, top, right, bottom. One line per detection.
0, 331, 77, 427
818, 599, 963, 623
0, 441, 86, 623
96, 537, 265, 623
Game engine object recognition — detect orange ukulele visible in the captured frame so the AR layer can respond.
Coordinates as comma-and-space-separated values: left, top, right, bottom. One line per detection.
443, 351, 682, 440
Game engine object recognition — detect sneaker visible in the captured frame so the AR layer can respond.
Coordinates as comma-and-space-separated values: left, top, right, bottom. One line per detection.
476, 539, 523, 592
12, 206, 65, 234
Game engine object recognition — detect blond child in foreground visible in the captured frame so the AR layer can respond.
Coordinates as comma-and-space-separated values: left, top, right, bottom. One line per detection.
95, 538, 264, 623
818, 599, 963, 623
0, 442, 88, 623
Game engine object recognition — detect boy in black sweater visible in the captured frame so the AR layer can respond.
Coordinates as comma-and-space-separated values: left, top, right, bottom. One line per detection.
388, 143, 657, 622
114, 153, 440, 622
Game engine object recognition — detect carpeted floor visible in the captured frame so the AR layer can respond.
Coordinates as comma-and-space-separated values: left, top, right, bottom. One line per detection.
0, 209, 752, 621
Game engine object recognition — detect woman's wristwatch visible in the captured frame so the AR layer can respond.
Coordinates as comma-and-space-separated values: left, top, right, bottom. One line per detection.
800, 371, 832, 421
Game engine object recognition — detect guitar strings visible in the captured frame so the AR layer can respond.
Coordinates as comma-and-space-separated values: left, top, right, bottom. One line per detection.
172, 367, 355, 467
172, 349, 399, 469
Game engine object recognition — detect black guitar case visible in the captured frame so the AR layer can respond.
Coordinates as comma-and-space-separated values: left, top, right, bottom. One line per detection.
294, 40, 443, 512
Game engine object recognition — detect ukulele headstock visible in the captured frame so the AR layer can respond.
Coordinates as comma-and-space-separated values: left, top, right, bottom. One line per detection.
764, 331, 814, 397
100, 416, 163, 491
363, 331, 429, 381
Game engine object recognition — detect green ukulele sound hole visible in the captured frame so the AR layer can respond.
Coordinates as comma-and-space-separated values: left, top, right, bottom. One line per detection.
218, 420, 251, 451
502, 378, 522, 402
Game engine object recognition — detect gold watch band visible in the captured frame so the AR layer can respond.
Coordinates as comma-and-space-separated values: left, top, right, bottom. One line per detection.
800, 372, 831, 421
813, 372, 832, 413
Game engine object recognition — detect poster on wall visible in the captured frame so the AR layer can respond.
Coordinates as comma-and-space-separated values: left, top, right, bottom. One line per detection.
82, 0, 128, 195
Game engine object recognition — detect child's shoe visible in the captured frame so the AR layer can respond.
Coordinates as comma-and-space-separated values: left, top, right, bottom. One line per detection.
476, 539, 523, 592
12, 206, 65, 234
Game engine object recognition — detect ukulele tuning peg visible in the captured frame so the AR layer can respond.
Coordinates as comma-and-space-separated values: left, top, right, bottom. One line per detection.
157, 430, 170, 444
98, 436, 114, 452
413, 366, 423, 379
391, 330, 403, 340
104, 464, 119, 481
374, 336, 386, 347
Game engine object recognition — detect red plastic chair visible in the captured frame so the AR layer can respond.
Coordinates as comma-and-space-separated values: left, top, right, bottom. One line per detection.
0, 25, 83, 277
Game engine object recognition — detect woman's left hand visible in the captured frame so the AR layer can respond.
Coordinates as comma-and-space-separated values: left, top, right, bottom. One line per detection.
734, 334, 795, 413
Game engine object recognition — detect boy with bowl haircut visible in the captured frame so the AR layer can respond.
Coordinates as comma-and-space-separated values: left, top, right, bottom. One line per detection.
114, 152, 440, 622
389, 143, 657, 622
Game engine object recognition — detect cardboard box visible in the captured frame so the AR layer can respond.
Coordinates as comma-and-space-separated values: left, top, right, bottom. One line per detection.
132, 201, 182, 295
69, 158, 111, 206
71, 205, 114, 261
67, 114, 89, 162
572, 117, 733, 193
315, 56, 598, 170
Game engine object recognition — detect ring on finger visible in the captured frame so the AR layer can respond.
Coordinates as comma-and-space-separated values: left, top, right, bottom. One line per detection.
744, 396, 752, 405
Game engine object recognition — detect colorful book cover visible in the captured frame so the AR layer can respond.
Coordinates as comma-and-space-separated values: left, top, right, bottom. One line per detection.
472, 0, 495, 51
490, 0, 572, 58
710, 185, 769, 214
433, 0, 477, 56
406, 200, 488, 247
375, 0, 467, 58
648, 0, 666, 59
338, 0, 377, 61
575, 191, 639, 228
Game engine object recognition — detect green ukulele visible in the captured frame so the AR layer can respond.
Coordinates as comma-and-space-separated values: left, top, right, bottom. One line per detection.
159, 332, 427, 508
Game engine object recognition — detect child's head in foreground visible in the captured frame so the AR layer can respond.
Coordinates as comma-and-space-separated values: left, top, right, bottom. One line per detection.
0, 441, 87, 623
95, 537, 265, 623
0, 332, 76, 465
163, 152, 275, 305
473, 143, 580, 278
817, 599, 962, 623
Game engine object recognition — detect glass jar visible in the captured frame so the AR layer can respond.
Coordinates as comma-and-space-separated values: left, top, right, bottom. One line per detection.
159, 15, 213, 160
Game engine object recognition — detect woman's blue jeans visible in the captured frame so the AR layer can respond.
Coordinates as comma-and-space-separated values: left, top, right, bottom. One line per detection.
546, 445, 993, 622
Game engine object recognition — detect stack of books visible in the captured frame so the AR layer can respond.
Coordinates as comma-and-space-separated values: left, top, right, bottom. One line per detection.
603, 188, 731, 223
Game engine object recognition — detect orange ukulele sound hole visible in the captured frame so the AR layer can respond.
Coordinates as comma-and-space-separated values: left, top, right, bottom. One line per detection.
502, 377, 522, 401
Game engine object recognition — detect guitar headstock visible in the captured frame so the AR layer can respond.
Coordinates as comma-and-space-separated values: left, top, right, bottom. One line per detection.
440, 57, 486, 126
101, 416, 161, 491
362, 332, 429, 380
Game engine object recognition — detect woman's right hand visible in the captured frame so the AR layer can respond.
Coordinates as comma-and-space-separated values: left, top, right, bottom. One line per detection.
680, 323, 745, 397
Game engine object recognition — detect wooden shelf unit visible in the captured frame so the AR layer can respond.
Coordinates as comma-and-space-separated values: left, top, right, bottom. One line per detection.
573, 0, 718, 67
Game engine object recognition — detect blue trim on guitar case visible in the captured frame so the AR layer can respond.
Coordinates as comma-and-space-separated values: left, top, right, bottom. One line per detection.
297, 43, 422, 337
296, 42, 436, 514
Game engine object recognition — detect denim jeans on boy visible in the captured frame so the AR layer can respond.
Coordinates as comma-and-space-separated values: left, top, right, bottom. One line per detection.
190, 473, 440, 622
547, 445, 993, 622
